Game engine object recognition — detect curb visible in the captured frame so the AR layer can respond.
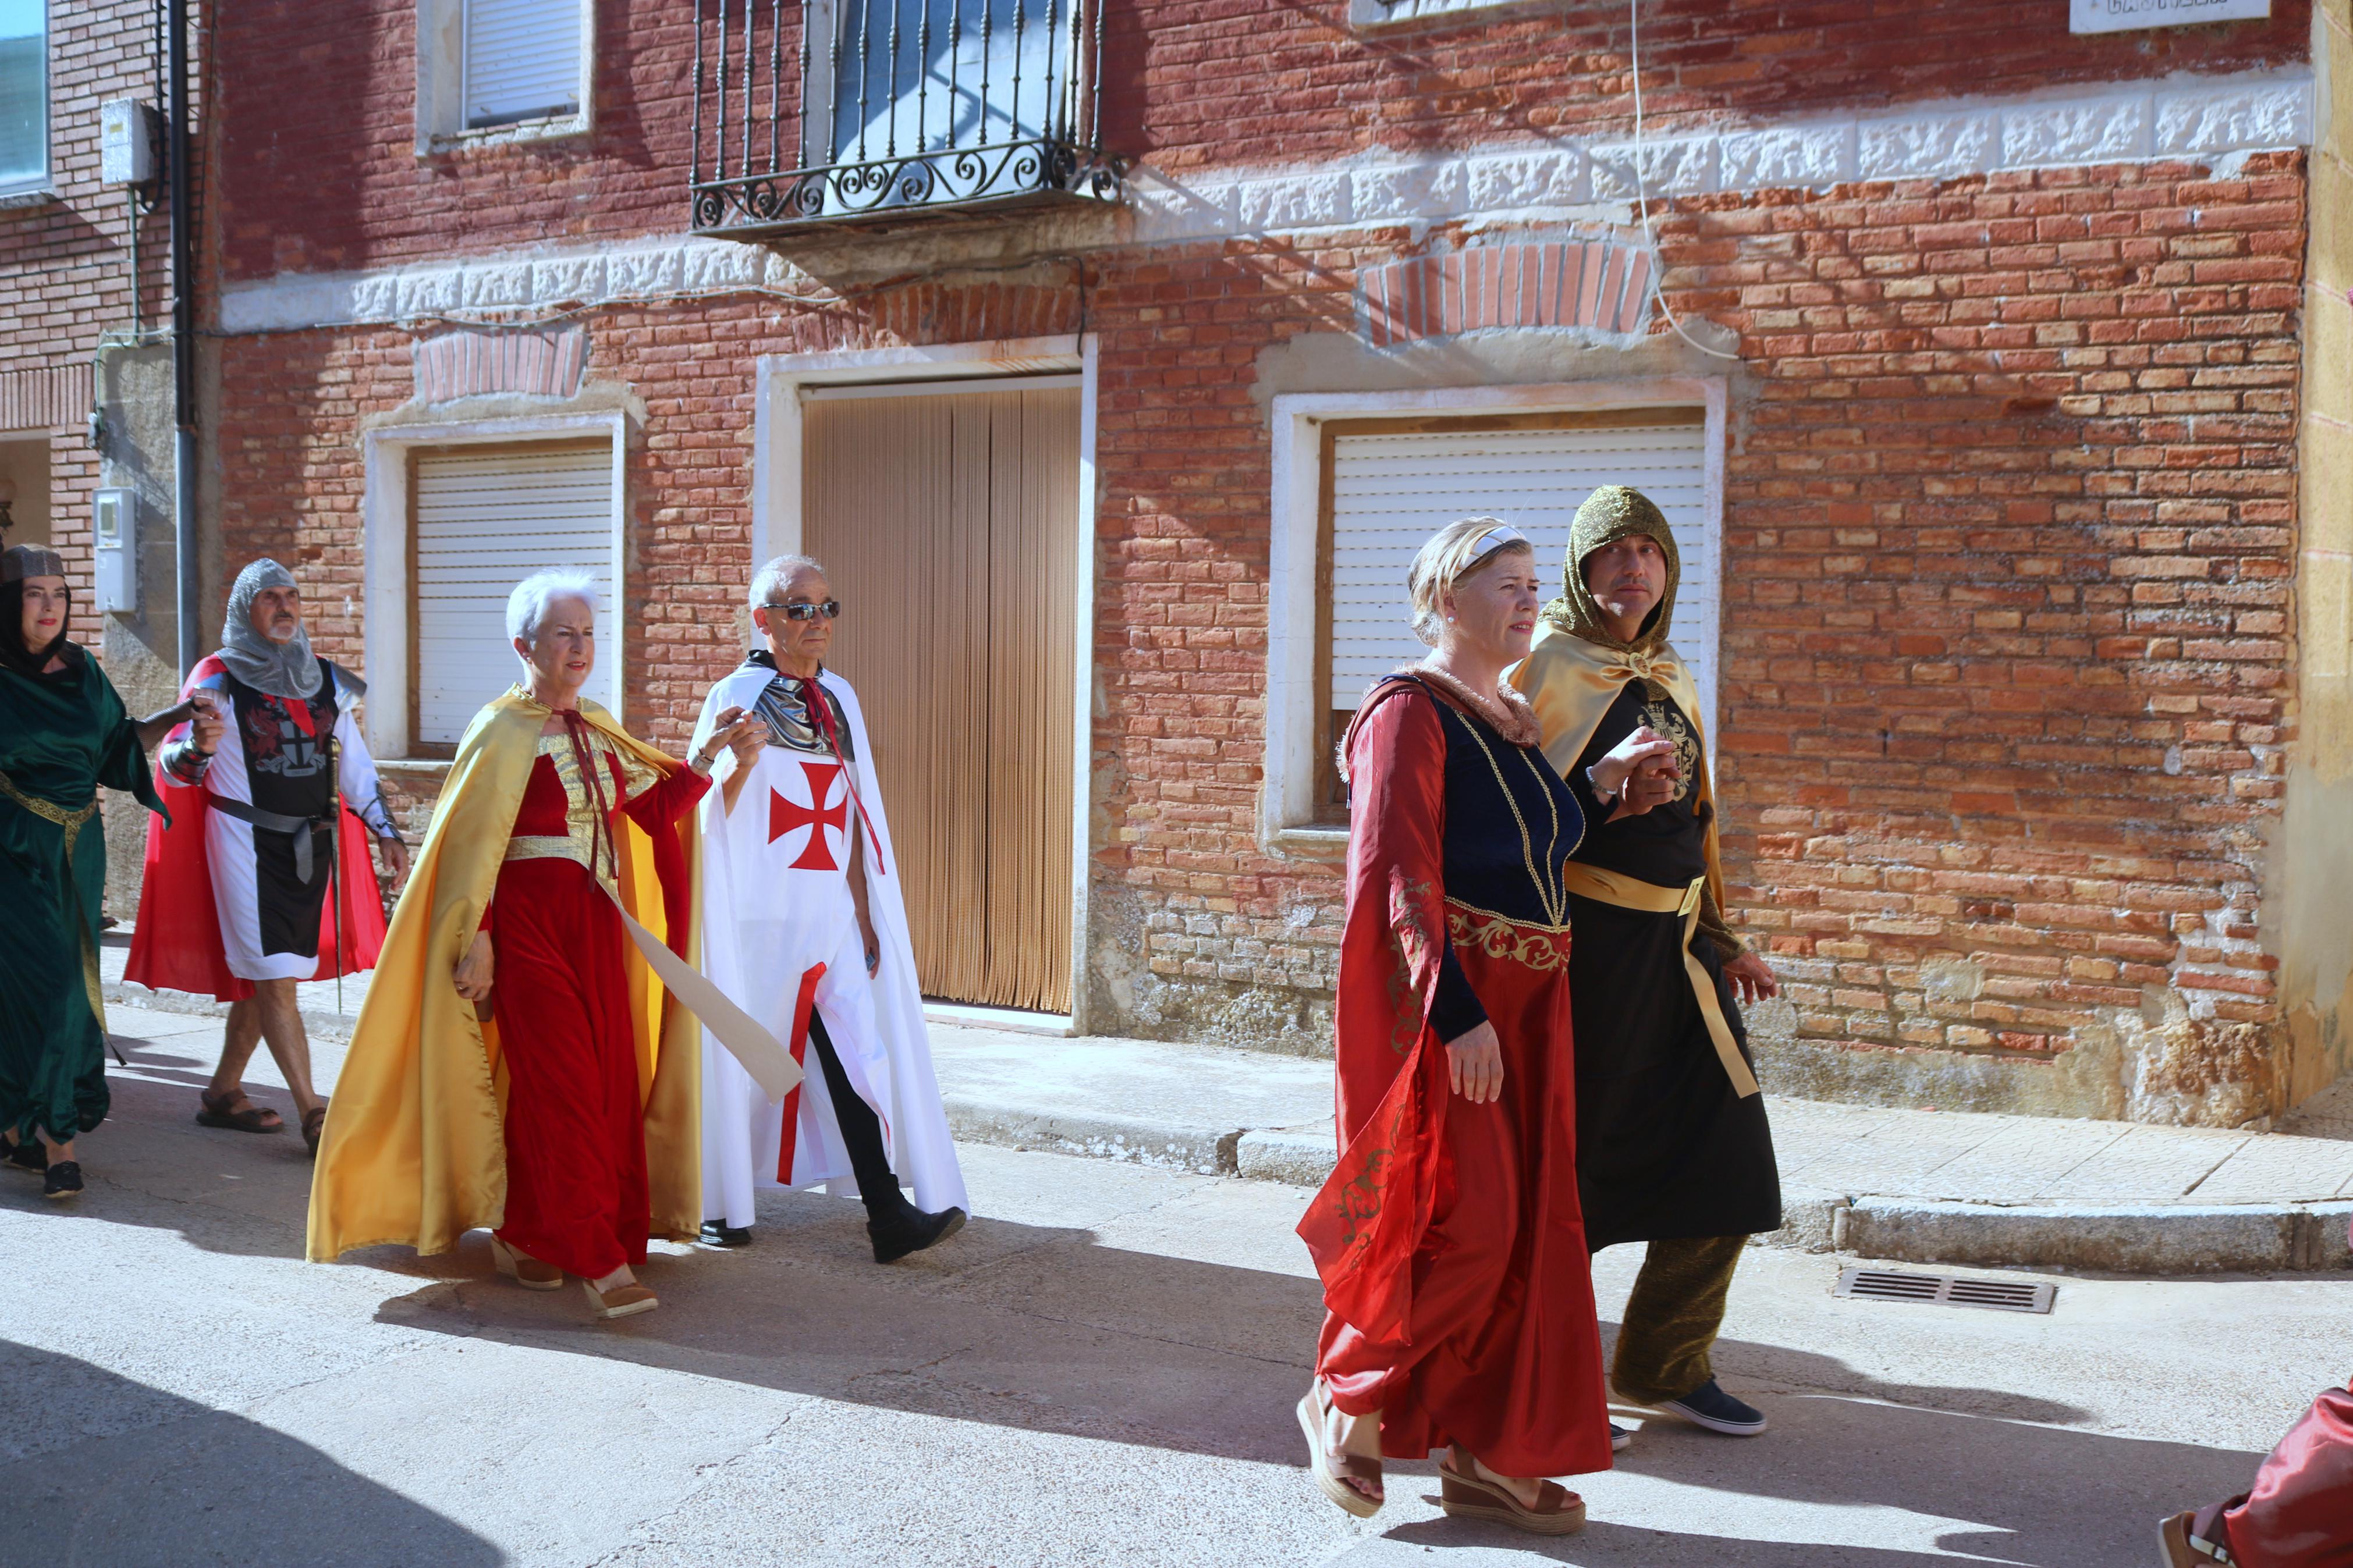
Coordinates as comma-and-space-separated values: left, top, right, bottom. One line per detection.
104, 983, 358, 1042
947, 1107, 2353, 1275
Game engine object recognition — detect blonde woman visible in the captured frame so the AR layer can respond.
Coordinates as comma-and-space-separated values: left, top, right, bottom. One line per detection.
1297, 518, 1666, 1534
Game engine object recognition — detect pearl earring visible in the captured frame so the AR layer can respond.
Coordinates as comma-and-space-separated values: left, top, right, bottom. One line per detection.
1446, 614, 1457, 623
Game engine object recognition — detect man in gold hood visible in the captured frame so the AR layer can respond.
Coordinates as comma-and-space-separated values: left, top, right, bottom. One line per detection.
1509, 485, 1783, 1446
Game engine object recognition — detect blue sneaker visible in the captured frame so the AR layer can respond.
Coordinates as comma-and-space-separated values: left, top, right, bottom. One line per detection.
1610, 1422, 1633, 1452
1658, 1379, 1767, 1437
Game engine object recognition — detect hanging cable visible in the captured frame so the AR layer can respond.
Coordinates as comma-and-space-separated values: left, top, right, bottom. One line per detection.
1627, 0, 1741, 361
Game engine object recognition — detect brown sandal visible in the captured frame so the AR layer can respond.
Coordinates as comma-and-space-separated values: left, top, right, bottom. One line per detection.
196, 1089, 283, 1134
1297, 1385, 1383, 1518
1438, 1450, 1586, 1536
301, 1103, 328, 1155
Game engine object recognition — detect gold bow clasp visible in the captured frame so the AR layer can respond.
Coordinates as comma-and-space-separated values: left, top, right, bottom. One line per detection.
1601, 647, 1683, 687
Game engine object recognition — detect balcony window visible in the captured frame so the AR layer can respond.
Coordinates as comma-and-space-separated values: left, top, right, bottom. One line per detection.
690, 0, 1122, 234
0, 0, 46, 194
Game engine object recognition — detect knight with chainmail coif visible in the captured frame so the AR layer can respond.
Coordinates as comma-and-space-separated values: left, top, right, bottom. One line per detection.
1509, 485, 1784, 1446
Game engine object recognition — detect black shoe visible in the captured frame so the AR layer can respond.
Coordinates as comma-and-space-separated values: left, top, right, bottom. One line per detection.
5, 1137, 46, 1175
869, 1205, 966, 1264
1610, 1422, 1633, 1452
42, 1161, 83, 1200
1658, 1379, 1767, 1437
699, 1219, 753, 1248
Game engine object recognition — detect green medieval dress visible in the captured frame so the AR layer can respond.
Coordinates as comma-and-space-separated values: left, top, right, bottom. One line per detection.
0, 650, 165, 1144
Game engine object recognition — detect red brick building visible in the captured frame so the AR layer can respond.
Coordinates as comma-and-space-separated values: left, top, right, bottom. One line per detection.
23, 0, 2352, 1126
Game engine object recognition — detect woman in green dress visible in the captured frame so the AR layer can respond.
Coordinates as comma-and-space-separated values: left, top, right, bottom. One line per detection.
0, 545, 220, 1197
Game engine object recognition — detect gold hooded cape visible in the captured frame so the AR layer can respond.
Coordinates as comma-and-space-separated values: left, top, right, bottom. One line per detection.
306, 688, 702, 1262
1509, 483, 1734, 931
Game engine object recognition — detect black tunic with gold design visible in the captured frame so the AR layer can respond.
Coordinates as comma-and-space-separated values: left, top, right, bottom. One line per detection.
1564, 681, 1781, 1250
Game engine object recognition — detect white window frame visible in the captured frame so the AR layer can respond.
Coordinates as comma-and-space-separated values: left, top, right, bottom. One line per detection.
414, 0, 594, 155
1262, 376, 1729, 861
1347, 0, 1535, 27
361, 410, 627, 760
752, 335, 1098, 1034
0, 0, 49, 198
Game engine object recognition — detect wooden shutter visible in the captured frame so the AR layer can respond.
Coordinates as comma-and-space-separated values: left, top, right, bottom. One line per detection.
463, 0, 581, 128
1326, 410, 1716, 719
411, 442, 615, 749
805, 384, 1079, 1015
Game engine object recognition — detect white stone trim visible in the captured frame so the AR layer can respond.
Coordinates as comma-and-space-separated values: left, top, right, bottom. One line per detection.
1261, 377, 1729, 851
219, 67, 2313, 335
750, 336, 1101, 1033
359, 408, 629, 758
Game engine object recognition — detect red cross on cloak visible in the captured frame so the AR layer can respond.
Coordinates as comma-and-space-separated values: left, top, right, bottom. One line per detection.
769, 759, 848, 871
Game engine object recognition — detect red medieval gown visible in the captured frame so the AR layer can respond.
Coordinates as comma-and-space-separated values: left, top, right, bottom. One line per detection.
485, 713, 708, 1280
1299, 672, 1613, 1479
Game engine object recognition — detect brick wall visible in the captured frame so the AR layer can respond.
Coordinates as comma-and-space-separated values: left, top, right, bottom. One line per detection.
212, 0, 2309, 279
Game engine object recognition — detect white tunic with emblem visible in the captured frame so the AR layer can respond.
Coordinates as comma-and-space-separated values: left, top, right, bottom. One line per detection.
691, 663, 968, 1227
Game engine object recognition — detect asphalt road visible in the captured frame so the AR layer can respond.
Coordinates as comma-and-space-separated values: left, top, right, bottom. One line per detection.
0, 1003, 2340, 1567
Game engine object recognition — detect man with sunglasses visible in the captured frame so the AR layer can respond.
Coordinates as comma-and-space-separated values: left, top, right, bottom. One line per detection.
688, 554, 968, 1261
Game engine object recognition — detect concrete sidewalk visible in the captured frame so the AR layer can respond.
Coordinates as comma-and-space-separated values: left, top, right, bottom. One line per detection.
103, 936, 2353, 1277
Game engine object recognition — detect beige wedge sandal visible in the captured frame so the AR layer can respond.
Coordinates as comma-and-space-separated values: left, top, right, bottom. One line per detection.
1296, 1383, 1383, 1519
489, 1235, 562, 1291
581, 1278, 658, 1320
1437, 1448, 1586, 1536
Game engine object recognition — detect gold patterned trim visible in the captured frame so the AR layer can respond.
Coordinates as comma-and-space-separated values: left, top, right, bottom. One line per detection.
1445, 902, 1574, 974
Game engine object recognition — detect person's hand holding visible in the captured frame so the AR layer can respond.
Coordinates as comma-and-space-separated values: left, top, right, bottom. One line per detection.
1723, 950, 1778, 1005
712, 705, 765, 773
1590, 726, 1677, 817
453, 929, 495, 1004
1445, 1021, 1504, 1104
187, 688, 225, 755
377, 834, 411, 893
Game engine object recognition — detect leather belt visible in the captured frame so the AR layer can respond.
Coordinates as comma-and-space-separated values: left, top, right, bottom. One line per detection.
1557, 862, 1761, 1098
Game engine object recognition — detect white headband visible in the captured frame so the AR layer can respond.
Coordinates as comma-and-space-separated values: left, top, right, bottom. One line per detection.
1463, 524, 1529, 562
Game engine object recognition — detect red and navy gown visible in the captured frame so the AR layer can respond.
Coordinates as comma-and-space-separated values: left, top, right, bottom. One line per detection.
484, 715, 708, 1280
1300, 673, 1613, 1479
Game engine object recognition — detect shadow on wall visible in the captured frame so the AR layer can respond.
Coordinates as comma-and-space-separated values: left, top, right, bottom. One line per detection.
0, 1342, 500, 1568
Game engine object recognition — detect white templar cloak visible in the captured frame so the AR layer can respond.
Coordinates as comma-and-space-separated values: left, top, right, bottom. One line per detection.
691, 660, 967, 1227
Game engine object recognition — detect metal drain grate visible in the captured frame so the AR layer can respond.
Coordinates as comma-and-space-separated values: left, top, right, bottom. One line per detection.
1833, 1268, 2055, 1315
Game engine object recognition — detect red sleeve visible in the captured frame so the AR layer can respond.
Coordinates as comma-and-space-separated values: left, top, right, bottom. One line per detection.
1297, 681, 1457, 1348
619, 753, 711, 833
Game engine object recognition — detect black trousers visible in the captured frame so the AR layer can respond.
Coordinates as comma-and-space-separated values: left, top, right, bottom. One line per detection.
805, 1011, 914, 1225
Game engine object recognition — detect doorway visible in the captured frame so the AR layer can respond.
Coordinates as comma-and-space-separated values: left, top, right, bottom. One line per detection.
802, 378, 1081, 1015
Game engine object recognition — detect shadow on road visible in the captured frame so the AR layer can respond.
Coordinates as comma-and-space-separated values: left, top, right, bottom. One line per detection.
0, 1343, 499, 1568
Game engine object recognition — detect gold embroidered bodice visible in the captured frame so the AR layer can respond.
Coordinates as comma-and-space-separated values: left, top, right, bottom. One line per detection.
504, 729, 662, 887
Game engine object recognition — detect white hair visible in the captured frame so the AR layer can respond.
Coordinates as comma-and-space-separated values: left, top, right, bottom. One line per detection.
748, 553, 828, 612
506, 568, 599, 649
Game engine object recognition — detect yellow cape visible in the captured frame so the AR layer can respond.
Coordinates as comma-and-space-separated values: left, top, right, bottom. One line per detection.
1507, 622, 1729, 911
306, 688, 702, 1262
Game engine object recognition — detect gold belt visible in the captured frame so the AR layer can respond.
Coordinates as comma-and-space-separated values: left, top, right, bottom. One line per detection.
0, 767, 108, 1040
1557, 862, 1761, 1099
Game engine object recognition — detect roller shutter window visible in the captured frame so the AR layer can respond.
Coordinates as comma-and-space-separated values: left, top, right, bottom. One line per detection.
1328, 412, 1717, 730
463, 0, 581, 129
413, 443, 616, 749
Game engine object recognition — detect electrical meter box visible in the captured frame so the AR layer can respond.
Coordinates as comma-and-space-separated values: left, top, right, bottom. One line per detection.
93, 489, 136, 613
100, 100, 158, 186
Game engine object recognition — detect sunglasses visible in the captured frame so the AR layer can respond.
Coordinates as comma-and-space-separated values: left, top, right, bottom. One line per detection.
761, 599, 841, 622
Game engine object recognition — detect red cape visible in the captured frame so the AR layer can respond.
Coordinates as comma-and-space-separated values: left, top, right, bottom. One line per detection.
1296, 678, 1453, 1348
123, 655, 389, 1002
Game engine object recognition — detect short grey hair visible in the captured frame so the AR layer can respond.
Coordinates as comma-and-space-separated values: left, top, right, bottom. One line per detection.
506, 568, 599, 648
1406, 517, 1534, 646
749, 553, 829, 613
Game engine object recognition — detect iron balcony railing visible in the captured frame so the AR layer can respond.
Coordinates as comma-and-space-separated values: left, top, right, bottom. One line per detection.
689, 0, 1124, 234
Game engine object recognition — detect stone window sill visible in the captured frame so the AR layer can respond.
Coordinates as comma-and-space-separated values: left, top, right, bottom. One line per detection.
1266, 825, 1350, 863
425, 113, 589, 156
0, 186, 59, 209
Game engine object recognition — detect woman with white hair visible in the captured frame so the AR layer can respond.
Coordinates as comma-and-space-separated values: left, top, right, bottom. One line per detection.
308, 568, 764, 1320
1297, 518, 1666, 1534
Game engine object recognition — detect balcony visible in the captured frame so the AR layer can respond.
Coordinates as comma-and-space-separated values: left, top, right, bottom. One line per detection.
689, 0, 1124, 237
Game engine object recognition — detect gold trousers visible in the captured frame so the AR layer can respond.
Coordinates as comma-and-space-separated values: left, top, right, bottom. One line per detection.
1609, 1233, 1748, 1406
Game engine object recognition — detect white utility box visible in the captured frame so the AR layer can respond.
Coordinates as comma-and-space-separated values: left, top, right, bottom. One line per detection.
93, 489, 135, 613
100, 100, 158, 186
